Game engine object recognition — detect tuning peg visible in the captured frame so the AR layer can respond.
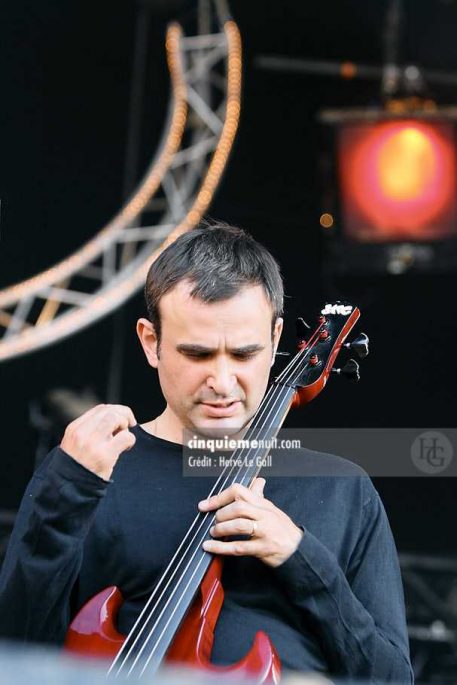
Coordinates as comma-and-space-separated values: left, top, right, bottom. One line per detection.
295, 317, 311, 342
332, 358, 360, 382
344, 333, 369, 359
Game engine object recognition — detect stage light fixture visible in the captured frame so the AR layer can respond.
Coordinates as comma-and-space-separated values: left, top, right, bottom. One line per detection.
319, 109, 457, 274
338, 120, 456, 243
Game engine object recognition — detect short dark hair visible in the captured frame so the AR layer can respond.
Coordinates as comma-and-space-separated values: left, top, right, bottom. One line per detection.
144, 220, 284, 345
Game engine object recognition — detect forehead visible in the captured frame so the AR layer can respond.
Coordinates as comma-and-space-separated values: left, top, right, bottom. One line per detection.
158, 281, 273, 342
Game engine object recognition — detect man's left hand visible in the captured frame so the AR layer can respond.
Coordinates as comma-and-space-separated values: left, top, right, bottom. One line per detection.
198, 478, 303, 568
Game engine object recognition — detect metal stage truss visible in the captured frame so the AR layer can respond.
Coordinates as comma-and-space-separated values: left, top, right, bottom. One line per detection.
0, 1, 241, 363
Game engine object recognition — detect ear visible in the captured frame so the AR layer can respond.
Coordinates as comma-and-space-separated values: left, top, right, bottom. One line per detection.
136, 318, 159, 368
271, 317, 284, 366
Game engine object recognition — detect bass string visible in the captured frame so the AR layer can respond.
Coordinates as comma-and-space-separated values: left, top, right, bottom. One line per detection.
113, 322, 324, 675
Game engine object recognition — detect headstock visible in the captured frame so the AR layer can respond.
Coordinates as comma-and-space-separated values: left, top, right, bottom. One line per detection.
275, 302, 369, 407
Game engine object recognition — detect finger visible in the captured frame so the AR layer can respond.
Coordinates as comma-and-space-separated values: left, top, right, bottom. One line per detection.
77, 404, 136, 430
75, 410, 128, 445
84, 407, 134, 441
202, 538, 261, 557
214, 499, 259, 523
101, 404, 137, 427
98, 410, 130, 433
67, 405, 136, 441
250, 477, 266, 498
198, 482, 256, 512
110, 429, 136, 454
210, 517, 258, 538
68, 403, 108, 429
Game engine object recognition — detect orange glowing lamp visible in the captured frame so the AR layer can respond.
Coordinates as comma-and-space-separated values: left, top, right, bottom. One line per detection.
338, 120, 457, 241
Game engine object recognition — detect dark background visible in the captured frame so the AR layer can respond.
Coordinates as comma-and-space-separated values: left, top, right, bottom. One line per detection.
1, 0, 456, 560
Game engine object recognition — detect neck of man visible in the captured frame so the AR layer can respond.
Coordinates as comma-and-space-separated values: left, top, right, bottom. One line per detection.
141, 408, 183, 444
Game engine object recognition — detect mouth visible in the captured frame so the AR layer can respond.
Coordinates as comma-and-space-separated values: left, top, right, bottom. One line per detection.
200, 400, 242, 417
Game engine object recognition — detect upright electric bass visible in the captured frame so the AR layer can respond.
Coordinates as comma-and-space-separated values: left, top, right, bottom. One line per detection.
65, 302, 369, 682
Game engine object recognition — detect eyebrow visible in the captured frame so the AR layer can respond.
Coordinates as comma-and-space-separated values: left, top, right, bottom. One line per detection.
176, 343, 265, 355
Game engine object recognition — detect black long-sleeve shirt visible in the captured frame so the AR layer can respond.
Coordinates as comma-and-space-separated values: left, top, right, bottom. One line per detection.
0, 424, 413, 681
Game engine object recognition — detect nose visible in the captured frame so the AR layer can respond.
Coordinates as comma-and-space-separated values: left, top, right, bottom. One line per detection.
206, 357, 237, 397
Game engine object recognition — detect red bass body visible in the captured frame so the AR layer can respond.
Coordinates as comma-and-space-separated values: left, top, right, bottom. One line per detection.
65, 556, 281, 684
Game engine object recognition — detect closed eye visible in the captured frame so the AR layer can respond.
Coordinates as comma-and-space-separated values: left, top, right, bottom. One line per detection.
182, 351, 212, 360
232, 352, 257, 360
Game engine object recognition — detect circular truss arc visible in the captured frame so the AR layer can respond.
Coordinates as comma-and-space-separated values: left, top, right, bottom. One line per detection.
0, 16, 241, 362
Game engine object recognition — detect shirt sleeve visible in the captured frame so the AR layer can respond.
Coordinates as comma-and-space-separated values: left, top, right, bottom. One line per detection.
0, 447, 110, 645
271, 487, 414, 683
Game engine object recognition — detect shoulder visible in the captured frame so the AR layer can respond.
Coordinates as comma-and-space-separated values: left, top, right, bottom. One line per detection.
269, 444, 369, 478
297, 446, 369, 477
266, 445, 378, 509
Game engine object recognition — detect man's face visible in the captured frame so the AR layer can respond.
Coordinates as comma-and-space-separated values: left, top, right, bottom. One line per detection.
138, 280, 283, 438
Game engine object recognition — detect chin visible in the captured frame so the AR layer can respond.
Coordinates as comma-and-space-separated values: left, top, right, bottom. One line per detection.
192, 417, 247, 439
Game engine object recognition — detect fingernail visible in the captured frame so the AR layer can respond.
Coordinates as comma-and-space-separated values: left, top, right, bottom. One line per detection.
198, 500, 208, 510
209, 526, 215, 535
203, 541, 211, 551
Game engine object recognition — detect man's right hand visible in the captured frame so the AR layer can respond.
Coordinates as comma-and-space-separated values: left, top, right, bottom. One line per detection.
60, 404, 137, 481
